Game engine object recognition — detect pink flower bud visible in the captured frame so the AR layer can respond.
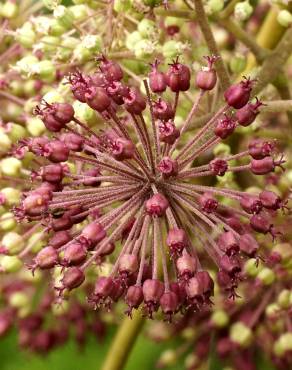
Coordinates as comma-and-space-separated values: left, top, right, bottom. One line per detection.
240, 195, 262, 214
44, 140, 70, 163
248, 139, 274, 160
224, 77, 254, 109
218, 231, 239, 256
51, 214, 72, 232
160, 291, 178, 318
142, 279, 165, 304
176, 251, 197, 281
112, 137, 135, 161
106, 81, 127, 105
250, 212, 273, 234
94, 276, 115, 298
49, 231, 71, 249
118, 253, 139, 277
166, 228, 188, 258
250, 156, 285, 175
125, 285, 143, 312
149, 60, 167, 93
40, 164, 64, 183
62, 242, 87, 266
35, 246, 59, 269
98, 55, 123, 82
85, 86, 111, 112
219, 255, 241, 277
235, 98, 263, 126
214, 114, 236, 139
153, 98, 174, 121
82, 168, 101, 187
158, 120, 180, 145
22, 192, 48, 217
239, 233, 259, 257
59, 133, 84, 152
61, 267, 85, 290
196, 55, 218, 91
145, 193, 169, 217
124, 88, 146, 115
209, 158, 228, 176
166, 58, 191, 92
259, 190, 281, 210
157, 157, 178, 178
99, 242, 115, 257
199, 192, 218, 213
81, 222, 106, 247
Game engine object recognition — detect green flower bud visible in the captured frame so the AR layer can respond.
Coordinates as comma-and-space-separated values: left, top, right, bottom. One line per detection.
38, 36, 60, 54
9, 292, 30, 309
277, 10, 292, 27
54, 5, 75, 29
81, 34, 102, 52
126, 31, 143, 51
114, 0, 131, 12
0, 255, 22, 272
49, 19, 67, 36
0, 132, 12, 154
164, 16, 184, 28
8, 123, 27, 143
277, 289, 291, 309
26, 117, 46, 137
1, 232, 24, 255
32, 60, 55, 83
31, 16, 53, 35
230, 322, 253, 347
9, 80, 24, 96
0, 157, 22, 176
73, 44, 92, 63
56, 37, 78, 61
265, 303, 279, 318
14, 55, 39, 77
27, 232, 46, 254
257, 267, 276, 285
234, 1, 253, 21
70, 5, 88, 21
157, 349, 177, 367
15, 22, 37, 48
211, 309, 229, 328
73, 101, 97, 126
138, 19, 157, 38
274, 333, 292, 357
24, 98, 38, 115
244, 258, 261, 276
42, 0, 61, 10
0, 212, 16, 231
134, 39, 156, 58
43, 90, 65, 104
0, 0, 18, 19
1, 187, 21, 206
161, 40, 188, 59
230, 55, 247, 74
206, 0, 224, 15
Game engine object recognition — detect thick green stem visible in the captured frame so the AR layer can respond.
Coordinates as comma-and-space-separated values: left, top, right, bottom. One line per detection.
253, 27, 292, 96
219, 18, 268, 63
193, 0, 230, 91
101, 310, 145, 370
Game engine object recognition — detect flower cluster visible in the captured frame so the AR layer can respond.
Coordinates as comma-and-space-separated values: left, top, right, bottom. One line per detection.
149, 241, 292, 370
0, 274, 107, 354
0, 53, 286, 323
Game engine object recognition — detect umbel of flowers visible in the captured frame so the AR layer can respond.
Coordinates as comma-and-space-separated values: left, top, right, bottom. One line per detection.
5, 54, 286, 321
